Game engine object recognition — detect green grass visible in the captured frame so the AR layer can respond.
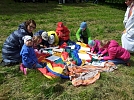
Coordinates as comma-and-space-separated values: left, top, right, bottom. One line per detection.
0, 0, 134, 99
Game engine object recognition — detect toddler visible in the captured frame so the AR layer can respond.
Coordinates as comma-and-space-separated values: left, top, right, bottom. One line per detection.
20, 35, 46, 75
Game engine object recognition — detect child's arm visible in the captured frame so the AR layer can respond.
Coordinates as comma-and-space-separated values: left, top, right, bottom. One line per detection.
76, 28, 81, 41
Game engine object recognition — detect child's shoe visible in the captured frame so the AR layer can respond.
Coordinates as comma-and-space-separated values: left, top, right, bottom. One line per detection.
20, 63, 24, 72
23, 68, 27, 75
126, 62, 130, 66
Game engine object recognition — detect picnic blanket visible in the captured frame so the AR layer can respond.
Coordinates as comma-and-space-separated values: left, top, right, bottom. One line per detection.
36, 42, 117, 86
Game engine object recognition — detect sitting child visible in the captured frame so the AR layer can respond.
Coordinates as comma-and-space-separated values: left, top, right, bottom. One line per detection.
20, 35, 46, 75
34, 30, 49, 48
98, 39, 130, 65
88, 40, 104, 54
56, 22, 70, 46
47, 31, 59, 46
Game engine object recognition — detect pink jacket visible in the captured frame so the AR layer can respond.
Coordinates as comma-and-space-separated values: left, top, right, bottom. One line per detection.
91, 40, 104, 54
101, 40, 130, 61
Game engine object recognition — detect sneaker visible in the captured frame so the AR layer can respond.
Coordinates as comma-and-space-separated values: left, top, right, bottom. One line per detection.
23, 68, 27, 75
126, 62, 130, 66
20, 63, 24, 72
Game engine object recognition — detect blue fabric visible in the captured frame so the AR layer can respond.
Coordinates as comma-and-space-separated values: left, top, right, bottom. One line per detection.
35, 63, 44, 68
20, 44, 38, 69
2, 23, 33, 63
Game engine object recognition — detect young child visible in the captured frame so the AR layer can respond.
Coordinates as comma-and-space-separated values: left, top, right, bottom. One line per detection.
20, 35, 46, 75
34, 30, 49, 48
88, 40, 104, 54
98, 39, 130, 65
47, 31, 59, 46
76, 21, 91, 44
56, 22, 70, 46
48, 35, 55, 47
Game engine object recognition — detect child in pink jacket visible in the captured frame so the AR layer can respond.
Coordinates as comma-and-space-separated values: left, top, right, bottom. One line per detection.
98, 39, 130, 65
88, 40, 104, 54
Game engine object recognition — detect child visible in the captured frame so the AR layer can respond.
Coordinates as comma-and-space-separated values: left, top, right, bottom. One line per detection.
88, 40, 104, 54
48, 35, 55, 47
34, 30, 49, 48
98, 39, 130, 65
76, 21, 91, 44
56, 22, 70, 46
20, 35, 46, 75
32, 35, 42, 49
47, 31, 59, 46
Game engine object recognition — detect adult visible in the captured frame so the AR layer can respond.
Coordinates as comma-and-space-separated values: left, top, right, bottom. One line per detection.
121, 0, 134, 53
0, 19, 36, 66
76, 21, 91, 44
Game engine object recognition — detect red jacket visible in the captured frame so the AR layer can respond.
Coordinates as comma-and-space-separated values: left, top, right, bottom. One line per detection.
56, 22, 70, 41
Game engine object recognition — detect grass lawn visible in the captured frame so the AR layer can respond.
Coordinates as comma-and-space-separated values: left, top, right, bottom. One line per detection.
0, 0, 134, 99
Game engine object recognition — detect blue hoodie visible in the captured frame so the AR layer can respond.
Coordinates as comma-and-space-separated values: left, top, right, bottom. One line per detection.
20, 44, 38, 68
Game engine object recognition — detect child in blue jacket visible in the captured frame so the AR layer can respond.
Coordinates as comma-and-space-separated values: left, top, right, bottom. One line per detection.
20, 35, 45, 75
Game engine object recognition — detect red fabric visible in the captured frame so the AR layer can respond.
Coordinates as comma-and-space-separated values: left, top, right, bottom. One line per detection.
56, 22, 70, 41
61, 52, 69, 61
59, 42, 67, 48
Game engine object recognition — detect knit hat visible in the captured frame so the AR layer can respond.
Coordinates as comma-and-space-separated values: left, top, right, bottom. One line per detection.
48, 35, 55, 44
88, 40, 95, 47
41, 31, 48, 41
23, 35, 32, 43
34, 30, 44, 36
80, 22, 87, 30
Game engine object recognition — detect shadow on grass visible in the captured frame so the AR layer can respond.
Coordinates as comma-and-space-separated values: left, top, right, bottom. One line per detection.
42, 83, 64, 99
99, 2, 127, 11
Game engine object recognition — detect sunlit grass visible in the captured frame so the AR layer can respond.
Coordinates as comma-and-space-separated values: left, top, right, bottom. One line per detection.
0, 0, 134, 99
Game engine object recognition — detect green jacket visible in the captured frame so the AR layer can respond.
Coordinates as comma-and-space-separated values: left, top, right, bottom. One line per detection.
76, 28, 91, 41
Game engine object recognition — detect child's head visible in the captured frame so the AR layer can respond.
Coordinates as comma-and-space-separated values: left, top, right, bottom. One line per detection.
88, 40, 95, 47
80, 22, 87, 31
100, 40, 109, 48
33, 35, 42, 46
23, 35, 33, 46
48, 35, 55, 44
57, 22, 64, 31
41, 31, 48, 41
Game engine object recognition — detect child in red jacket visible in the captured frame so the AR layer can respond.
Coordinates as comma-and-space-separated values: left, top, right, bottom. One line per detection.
56, 22, 71, 46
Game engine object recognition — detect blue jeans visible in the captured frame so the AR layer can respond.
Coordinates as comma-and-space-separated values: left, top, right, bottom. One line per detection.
101, 59, 129, 65
35, 63, 44, 68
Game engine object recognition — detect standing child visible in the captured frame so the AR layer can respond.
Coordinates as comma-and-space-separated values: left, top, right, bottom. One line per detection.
98, 39, 130, 65
56, 22, 70, 46
76, 21, 91, 44
20, 35, 45, 75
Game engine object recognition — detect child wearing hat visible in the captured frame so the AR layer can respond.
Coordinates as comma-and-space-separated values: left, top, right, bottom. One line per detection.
20, 35, 46, 75
56, 22, 71, 46
34, 30, 49, 49
47, 31, 59, 46
98, 39, 130, 65
76, 21, 91, 44
88, 40, 104, 54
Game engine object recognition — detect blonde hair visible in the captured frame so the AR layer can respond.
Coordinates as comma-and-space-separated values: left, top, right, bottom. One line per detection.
33, 35, 42, 45
100, 39, 110, 47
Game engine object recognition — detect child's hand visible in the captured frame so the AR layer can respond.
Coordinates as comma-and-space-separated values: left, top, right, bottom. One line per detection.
98, 57, 103, 60
98, 54, 103, 57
